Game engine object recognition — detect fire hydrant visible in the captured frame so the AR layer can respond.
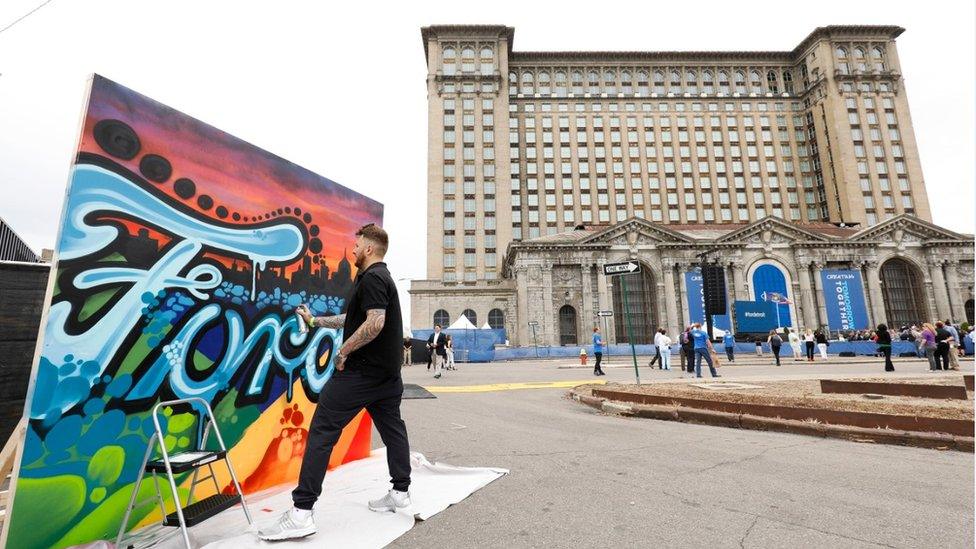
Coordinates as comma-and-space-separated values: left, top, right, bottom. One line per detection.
579, 348, 588, 365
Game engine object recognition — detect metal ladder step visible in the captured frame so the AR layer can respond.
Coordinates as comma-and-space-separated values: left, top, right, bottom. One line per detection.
146, 450, 226, 474
162, 493, 242, 528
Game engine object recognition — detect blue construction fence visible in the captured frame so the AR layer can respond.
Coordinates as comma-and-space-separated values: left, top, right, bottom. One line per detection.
408, 332, 974, 363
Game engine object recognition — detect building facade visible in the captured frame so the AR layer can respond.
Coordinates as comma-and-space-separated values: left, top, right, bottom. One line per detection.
411, 24, 972, 344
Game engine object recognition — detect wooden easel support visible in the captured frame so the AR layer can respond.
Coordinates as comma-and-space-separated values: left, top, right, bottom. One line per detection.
0, 418, 28, 541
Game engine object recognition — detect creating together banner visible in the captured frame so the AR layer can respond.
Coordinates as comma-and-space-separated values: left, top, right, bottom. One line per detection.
819, 269, 869, 331
7, 75, 379, 548
684, 269, 730, 332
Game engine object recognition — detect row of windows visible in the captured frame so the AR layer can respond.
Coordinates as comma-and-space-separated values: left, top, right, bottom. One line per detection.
431, 308, 505, 329
511, 100, 802, 114
508, 68, 802, 97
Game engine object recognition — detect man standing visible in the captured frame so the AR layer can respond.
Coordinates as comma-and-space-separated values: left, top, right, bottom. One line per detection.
681, 326, 695, 374
259, 224, 411, 541
427, 325, 447, 378
690, 323, 720, 378
649, 328, 662, 368
592, 327, 606, 376
722, 331, 736, 362
944, 320, 961, 370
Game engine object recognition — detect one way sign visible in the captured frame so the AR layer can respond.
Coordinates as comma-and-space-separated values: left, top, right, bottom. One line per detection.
603, 261, 641, 276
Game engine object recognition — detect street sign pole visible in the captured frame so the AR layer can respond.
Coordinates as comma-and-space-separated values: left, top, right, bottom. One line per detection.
603, 315, 610, 364
619, 275, 641, 386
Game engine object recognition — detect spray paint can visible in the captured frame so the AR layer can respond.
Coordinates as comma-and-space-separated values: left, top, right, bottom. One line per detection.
296, 305, 308, 334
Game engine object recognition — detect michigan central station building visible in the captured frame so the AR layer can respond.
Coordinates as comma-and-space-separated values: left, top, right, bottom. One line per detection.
409, 24, 975, 347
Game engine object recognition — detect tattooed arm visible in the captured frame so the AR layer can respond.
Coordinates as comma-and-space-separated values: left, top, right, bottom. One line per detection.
335, 309, 386, 370
296, 305, 345, 329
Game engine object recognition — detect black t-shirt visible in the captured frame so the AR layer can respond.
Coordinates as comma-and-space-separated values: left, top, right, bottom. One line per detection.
342, 262, 403, 377
935, 328, 952, 345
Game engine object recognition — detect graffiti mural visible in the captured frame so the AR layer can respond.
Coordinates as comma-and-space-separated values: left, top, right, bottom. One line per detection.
6, 75, 381, 548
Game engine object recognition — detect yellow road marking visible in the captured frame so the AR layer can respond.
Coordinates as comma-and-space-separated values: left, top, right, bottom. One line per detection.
424, 380, 607, 394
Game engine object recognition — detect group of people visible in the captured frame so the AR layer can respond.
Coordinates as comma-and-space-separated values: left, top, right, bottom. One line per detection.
764, 327, 829, 366
407, 324, 457, 379
639, 323, 722, 378
911, 320, 969, 372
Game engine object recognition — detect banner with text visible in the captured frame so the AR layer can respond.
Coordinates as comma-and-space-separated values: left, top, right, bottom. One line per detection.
819, 269, 870, 330
733, 300, 778, 333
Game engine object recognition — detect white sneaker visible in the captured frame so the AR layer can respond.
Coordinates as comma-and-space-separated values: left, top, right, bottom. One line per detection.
368, 489, 411, 512
257, 508, 316, 541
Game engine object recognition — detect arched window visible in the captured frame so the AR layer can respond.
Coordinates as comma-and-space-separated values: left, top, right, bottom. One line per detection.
836, 46, 848, 58
611, 264, 658, 343
766, 70, 779, 94
751, 263, 793, 327
637, 70, 649, 95
734, 70, 746, 94
872, 47, 885, 71
559, 305, 578, 345
538, 71, 551, 95
433, 309, 450, 328
461, 47, 475, 59
853, 47, 865, 59
588, 70, 600, 94
488, 308, 505, 330
620, 71, 632, 94
480, 46, 493, 59
443, 46, 456, 59
880, 259, 927, 327
670, 70, 681, 94
718, 70, 730, 94
685, 70, 698, 94
603, 69, 616, 94
554, 71, 567, 97
521, 71, 534, 94
461, 309, 477, 326
653, 70, 665, 94
509, 71, 518, 95
572, 70, 584, 94
749, 70, 762, 94
702, 70, 714, 94
783, 70, 794, 94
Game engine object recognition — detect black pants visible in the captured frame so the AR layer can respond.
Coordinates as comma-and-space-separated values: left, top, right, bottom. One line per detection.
293, 369, 411, 510
649, 347, 660, 367
935, 343, 950, 370
881, 346, 894, 371
594, 352, 603, 373
771, 345, 781, 366
684, 348, 695, 373
725, 346, 734, 362
805, 341, 815, 360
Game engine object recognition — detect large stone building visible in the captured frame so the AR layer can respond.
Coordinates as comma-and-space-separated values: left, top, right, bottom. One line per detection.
410, 24, 974, 346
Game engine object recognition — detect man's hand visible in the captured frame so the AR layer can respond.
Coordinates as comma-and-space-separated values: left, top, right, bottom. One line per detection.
334, 349, 346, 371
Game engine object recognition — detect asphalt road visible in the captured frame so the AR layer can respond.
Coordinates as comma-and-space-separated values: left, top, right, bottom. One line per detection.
382, 357, 974, 548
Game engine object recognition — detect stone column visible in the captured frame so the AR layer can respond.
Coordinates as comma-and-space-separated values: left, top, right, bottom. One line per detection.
677, 262, 691, 326
581, 263, 594, 331
729, 261, 747, 302
811, 262, 829, 328
515, 266, 529, 347
864, 260, 886, 327
944, 260, 968, 323
661, 260, 680, 336
797, 261, 818, 330
542, 261, 555, 346
928, 259, 952, 322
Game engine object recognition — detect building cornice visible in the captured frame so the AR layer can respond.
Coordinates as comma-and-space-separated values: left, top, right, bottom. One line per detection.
421, 25, 515, 63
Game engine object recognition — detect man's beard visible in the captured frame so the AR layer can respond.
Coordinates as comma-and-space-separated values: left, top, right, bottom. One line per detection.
354, 251, 365, 269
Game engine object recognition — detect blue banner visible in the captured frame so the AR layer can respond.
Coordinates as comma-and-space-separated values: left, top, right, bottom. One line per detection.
685, 269, 730, 331
734, 300, 778, 333
751, 263, 793, 327
820, 269, 870, 330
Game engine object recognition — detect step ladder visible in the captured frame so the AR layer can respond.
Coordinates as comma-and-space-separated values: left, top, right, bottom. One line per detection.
116, 397, 252, 549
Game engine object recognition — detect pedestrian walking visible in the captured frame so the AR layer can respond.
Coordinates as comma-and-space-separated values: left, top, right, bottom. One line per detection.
766, 330, 783, 366
592, 327, 606, 376
873, 324, 894, 372
920, 323, 938, 370
803, 329, 816, 361
785, 327, 800, 361
722, 331, 736, 362
681, 326, 694, 373
658, 330, 673, 371
261, 223, 411, 540
649, 328, 662, 368
815, 330, 829, 360
426, 325, 447, 378
444, 334, 456, 371
934, 321, 952, 371
690, 323, 720, 378
944, 320, 961, 370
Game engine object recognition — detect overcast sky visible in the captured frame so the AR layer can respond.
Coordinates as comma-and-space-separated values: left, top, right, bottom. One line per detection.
1, 0, 973, 327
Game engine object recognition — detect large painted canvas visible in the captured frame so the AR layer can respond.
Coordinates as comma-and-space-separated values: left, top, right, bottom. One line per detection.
5, 75, 381, 548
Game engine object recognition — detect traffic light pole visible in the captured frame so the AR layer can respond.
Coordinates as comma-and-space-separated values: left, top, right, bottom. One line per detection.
620, 275, 640, 386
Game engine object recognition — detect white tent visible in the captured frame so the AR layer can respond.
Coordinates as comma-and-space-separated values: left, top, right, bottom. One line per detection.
447, 314, 477, 330
480, 322, 492, 330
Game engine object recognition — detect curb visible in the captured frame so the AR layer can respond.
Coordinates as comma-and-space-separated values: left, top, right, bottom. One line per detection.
569, 390, 974, 452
